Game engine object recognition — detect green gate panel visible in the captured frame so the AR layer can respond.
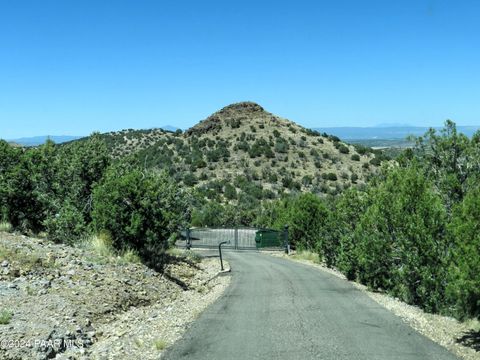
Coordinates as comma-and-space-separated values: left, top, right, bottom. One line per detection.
255, 229, 283, 248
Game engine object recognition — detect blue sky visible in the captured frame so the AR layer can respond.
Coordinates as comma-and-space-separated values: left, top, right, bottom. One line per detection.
1, 0, 479, 138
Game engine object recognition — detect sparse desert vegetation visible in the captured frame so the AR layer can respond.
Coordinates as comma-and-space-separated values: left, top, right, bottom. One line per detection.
0, 309, 13, 325
0, 220, 11, 232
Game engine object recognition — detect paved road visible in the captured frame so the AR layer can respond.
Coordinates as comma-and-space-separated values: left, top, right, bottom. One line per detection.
163, 251, 458, 360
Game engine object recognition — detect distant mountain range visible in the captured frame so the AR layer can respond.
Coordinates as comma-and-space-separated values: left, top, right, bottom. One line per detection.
7, 135, 82, 146
6, 124, 479, 147
5, 125, 180, 146
313, 126, 480, 140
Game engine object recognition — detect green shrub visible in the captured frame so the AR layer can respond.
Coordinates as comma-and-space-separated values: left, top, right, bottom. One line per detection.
338, 145, 349, 154
4, 154, 46, 233
329, 188, 369, 277
224, 184, 237, 200
92, 166, 189, 270
447, 187, 480, 319
302, 175, 313, 185
274, 139, 289, 153
369, 157, 382, 166
272, 193, 329, 249
350, 173, 359, 183
351, 154, 360, 161
44, 202, 86, 244
355, 166, 447, 311
0, 309, 12, 325
191, 202, 225, 227
326, 173, 337, 181
183, 173, 198, 186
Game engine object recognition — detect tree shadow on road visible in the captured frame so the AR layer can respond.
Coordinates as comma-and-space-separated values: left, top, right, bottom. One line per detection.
456, 329, 480, 352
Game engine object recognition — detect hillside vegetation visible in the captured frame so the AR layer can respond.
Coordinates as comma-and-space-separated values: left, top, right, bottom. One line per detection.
96, 102, 382, 199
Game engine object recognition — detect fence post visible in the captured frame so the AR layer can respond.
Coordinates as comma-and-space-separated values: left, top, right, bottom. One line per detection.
234, 227, 238, 250
186, 228, 191, 250
284, 225, 289, 254
218, 241, 228, 270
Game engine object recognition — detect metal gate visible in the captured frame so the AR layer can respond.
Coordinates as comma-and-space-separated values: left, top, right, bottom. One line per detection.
176, 227, 286, 250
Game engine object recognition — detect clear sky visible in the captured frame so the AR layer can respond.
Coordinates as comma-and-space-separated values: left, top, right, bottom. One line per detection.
1, 0, 479, 138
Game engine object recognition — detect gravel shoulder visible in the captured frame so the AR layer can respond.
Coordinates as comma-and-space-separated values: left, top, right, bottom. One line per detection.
267, 251, 480, 360
0, 232, 230, 360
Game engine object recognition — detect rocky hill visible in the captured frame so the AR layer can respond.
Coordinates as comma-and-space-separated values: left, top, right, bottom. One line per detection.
89, 102, 383, 201
0, 232, 229, 359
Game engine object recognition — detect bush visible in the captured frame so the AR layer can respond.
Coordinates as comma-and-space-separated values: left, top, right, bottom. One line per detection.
272, 193, 329, 249
350, 173, 359, 183
326, 173, 337, 181
224, 183, 237, 200
92, 166, 189, 270
354, 144, 370, 155
191, 202, 225, 227
351, 154, 360, 161
329, 188, 369, 277
0, 309, 13, 325
355, 166, 447, 311
369, 157, 382, 166
0, 141, 21, 219
447, 187, 480, 319
44, 203, 86, 244
338, 145, 350, 154
274, 139, 289, 153
183, 172, 198, 186
4, 154, 46, 233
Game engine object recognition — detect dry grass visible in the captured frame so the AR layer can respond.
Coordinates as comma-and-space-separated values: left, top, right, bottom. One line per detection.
83, 232, 141, 265
86, 232, 115, 258
291, 249, 320, 263
153, 338, 167, 351
118, 248, 141, 264
0, 221, 12, 232
167, 248, 202, 263
0, 244, 55, 271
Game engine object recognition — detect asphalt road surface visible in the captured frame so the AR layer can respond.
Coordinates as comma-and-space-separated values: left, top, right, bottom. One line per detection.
163, 251, 458, 360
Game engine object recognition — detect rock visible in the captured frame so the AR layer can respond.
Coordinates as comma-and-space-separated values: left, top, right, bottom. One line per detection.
38, 280, 51, 288
1, 260, 9, 267
10, 268, 20, 277
66, 270, 75, 276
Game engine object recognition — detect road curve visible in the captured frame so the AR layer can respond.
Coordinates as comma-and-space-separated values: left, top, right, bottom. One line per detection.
163, 251, 458, 360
